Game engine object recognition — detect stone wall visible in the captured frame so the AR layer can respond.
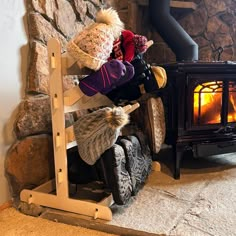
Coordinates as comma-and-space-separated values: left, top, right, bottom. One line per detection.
5, 0, 106, 199
140, 0, 236, 64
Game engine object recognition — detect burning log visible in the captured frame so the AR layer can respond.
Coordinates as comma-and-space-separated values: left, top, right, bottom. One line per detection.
194, 92, 222, 124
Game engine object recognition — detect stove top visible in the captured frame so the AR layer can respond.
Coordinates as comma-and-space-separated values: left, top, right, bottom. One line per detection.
160, 60, 236, 65
159, 61, 236, 73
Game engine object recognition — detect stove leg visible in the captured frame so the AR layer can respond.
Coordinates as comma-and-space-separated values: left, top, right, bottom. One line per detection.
172, 145, 182, 179
174, 151, 182, 179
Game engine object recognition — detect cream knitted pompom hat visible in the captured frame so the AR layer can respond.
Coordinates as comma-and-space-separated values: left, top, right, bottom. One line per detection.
67, 8, 124, 71
73, 106, 129, 165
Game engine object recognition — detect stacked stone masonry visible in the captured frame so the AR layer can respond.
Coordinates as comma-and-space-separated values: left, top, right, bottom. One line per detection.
6, 0, 106, 199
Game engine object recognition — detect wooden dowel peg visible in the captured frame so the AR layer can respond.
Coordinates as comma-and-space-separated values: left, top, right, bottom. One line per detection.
152, 161, 161, 171
55, 133, 61, 147
51, 53, 56, 69
58, 169, 63, 183
94, 208, 99, 219
126, 103, 140, 114
53, 94, 59, 109
123, 104, 132, 113
28, 195, 33, 204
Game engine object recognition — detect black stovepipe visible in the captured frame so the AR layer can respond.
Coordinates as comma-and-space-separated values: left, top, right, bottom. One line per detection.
149, 0, 198, 61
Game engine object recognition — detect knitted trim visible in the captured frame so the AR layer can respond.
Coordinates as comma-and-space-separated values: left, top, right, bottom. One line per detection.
67, 40, 106, 71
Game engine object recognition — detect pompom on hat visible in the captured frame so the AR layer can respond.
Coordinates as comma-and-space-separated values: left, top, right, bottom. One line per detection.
67, 8, 124, 71
133, 34, 148, 55
73, 107, 129, 165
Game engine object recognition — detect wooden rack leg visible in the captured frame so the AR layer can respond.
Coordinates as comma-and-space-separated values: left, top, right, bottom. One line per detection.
152, 161, 161, 171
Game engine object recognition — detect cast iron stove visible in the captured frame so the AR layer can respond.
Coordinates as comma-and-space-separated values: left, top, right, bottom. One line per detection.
160, 61, 236, 179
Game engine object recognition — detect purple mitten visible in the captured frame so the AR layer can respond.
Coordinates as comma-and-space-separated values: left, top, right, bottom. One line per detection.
79, 59, 134, 96
113, 61, 135, 89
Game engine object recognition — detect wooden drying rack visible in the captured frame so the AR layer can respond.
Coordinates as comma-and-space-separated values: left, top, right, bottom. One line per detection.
20, 38, 141, 221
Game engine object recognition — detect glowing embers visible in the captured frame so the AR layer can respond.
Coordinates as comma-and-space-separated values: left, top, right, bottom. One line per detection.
228, 83, 236, 122
193, 81, 236, 125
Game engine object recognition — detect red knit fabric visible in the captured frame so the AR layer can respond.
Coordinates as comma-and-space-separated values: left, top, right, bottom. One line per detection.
109, 30, 136, 62
122, 30, 135, 62
133, 34, 148, 54
109, 30, 148, 62
112, 37, 124, 61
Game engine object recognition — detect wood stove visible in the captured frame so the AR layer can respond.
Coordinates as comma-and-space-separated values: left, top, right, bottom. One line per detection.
160, 61, 236, 179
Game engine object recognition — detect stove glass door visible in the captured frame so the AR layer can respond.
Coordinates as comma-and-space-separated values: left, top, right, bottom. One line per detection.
193, 80, 236, 125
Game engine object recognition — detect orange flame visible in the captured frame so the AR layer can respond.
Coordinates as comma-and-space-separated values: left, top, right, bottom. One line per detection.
194, 82, 236, 125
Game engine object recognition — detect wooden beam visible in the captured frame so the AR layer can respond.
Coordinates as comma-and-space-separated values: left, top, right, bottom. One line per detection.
135, 0, 197, 11
171, 1, 197, 10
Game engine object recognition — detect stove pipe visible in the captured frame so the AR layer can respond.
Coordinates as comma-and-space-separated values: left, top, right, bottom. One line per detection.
149, 0, 198, 61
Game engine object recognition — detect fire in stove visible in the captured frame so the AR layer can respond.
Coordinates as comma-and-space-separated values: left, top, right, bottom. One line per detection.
193, 81, 236, 125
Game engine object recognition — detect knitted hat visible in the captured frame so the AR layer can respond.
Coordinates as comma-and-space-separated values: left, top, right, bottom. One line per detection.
73, 107, 129, 165
109, 30, 149, 62
79, 59, 134, 96
67, 8, 124, 71
120, 30, 135, 62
